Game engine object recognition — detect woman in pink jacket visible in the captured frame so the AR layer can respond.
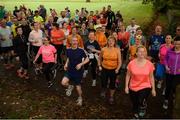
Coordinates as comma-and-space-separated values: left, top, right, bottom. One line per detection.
156, 35, 173, 89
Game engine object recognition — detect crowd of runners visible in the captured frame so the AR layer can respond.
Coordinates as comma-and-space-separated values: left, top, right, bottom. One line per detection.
0, 4, 180, 118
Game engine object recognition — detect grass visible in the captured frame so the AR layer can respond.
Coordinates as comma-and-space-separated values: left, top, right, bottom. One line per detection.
1, 0, 153, 27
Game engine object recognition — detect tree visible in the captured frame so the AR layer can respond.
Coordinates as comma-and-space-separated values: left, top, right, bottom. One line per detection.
86, 0, 90, 2
152, 0, 180, 12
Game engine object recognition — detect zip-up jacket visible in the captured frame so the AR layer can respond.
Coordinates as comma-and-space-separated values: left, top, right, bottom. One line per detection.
164, 47, 180, 75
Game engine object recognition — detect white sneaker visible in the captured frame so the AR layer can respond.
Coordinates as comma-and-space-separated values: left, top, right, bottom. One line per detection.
122, 63, 126, 69
0, 56, 4, 60
162, 88, 166, 96
83, 70, 88, 78
76, 97, 82, 106
92, 80, 96, 87
65, 85, 74, 96
52, 69, 57, 79
163, 100, 168, 109
157, 81, 162, 89
100, 91, 106, 98
34, 68, 40, 75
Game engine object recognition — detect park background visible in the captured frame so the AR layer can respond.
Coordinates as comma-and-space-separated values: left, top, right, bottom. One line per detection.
0, 0, 180, 119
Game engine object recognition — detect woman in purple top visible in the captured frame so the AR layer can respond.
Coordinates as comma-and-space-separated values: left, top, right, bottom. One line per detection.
163, 36, 180, 110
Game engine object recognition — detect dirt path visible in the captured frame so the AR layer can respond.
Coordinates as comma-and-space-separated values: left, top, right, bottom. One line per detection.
0, 60, 174, 119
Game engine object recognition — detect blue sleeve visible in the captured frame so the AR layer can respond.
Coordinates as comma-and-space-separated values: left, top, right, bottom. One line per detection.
66, 49, 70, 58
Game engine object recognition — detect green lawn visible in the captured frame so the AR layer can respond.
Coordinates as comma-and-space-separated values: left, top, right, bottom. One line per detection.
1, 0, 153, 27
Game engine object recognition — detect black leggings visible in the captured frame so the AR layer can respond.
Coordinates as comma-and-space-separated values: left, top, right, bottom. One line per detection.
84, 58, 97, 80
43, 62, 55, 82
32, 46, 42, 64
122, 47, 128, 61
129, 88, 151, 114
101, 67, 117, 90
165, 74, 180, 100
19, 53, 28, 69
53, 44, 63, 64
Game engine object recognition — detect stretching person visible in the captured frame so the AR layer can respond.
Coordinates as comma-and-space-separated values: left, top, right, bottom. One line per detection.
33, 37, 57, 87
99, 36, 121, 104
61, 37, 89, 106
125, 46, 156, 118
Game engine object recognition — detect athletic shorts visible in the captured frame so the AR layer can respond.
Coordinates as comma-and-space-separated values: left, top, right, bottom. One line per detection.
64, 72, 82, 85
1, 46, 13, 53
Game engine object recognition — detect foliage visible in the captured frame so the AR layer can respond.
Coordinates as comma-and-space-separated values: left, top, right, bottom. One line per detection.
152, 0, 180, 13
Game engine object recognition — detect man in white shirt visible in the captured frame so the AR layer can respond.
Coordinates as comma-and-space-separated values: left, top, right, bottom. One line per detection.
56, 11, 69, 28
126, 18, 140, 38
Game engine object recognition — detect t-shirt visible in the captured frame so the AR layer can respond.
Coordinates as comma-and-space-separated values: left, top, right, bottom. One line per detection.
159, 44, 173, 64
130, 35, 146, 46
62, 29, 70, 46
84, 40, 100, 60
126, 25, 140, 37
66, 34, 84, 48
38, 45, 57, 63
67, 48, 87, 78
117, 31, 130, 48
127, 59, 154, 91
149, 34, 165, 51
102, 47, 119, 70
28, 29, 43, 47
56, 17, 69, 28
79, 29, 89, 44
51, 29, 65, 45
0, 26, 13, 47
129, 45, 138, 60
95, 32, 107, 48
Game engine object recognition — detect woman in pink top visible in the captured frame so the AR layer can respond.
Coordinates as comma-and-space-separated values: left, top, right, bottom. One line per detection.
125, 46, 156, 118
156, 35, 173, 88
34, 37, 57, 86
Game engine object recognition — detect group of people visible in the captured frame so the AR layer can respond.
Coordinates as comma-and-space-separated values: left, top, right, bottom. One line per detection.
0, 4, 180, 119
